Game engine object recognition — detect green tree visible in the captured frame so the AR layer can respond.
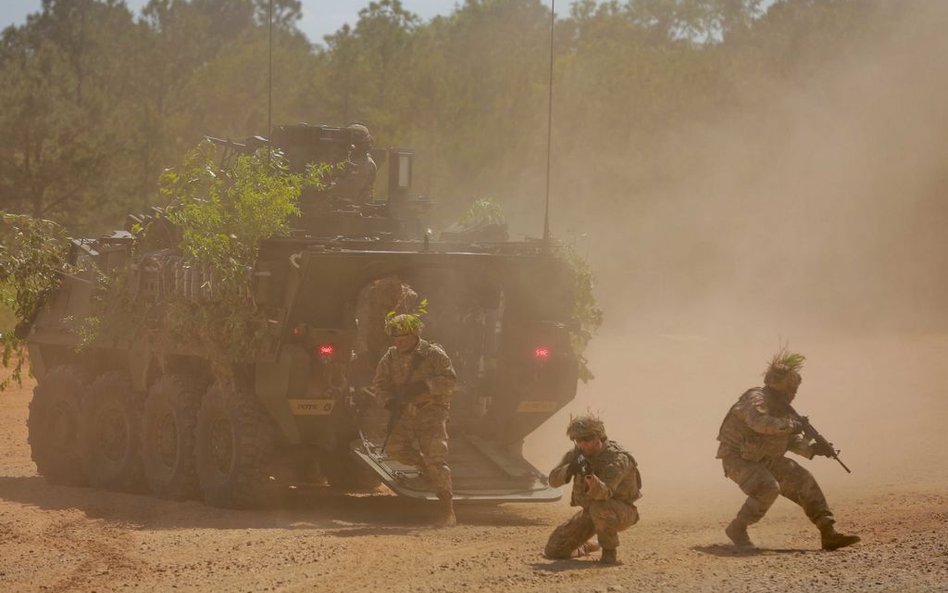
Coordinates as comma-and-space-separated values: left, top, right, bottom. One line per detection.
0, 0, 139, 232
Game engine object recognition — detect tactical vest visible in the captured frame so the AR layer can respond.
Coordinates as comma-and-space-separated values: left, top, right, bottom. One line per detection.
571, 441, 642, 507
716, 387, 796, 462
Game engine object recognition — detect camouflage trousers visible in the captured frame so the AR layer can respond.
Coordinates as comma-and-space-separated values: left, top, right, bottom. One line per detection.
544, 500, 639, 557
387, 403, 452, 494
722, 455, 833, 527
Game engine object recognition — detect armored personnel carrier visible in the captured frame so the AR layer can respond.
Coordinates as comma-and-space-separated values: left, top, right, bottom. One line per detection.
24, 123, 585, 508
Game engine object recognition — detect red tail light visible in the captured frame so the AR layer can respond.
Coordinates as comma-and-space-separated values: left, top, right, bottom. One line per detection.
534, 346, 551, 360
318, 344, 335, 358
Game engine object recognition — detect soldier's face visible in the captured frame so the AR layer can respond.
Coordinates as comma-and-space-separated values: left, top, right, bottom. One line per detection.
776, 372, 802, 401
392, 332, 419, 353
573, 435, 605, 456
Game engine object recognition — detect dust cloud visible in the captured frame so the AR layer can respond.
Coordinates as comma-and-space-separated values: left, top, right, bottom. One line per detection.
523, 1, 948, 518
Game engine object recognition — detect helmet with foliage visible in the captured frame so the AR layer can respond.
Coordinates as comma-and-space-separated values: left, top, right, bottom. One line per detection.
384, 312, 424, 337
566, 414, 607, 441
763, 348, 805, 395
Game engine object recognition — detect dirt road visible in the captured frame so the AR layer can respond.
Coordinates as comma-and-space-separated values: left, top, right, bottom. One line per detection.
2, 333, 947, 593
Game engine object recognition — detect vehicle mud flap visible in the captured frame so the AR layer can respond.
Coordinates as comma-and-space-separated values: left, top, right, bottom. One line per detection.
350, 434, 562, 503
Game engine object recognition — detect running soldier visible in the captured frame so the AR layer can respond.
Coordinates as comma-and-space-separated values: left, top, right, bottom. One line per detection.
716, 349, 860, 550
373, 313, 458, 526
544, 415, 642, 564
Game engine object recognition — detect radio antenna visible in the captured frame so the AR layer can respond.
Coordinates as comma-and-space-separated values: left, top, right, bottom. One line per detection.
542, 0, 556, 249
267, 0, 274, 166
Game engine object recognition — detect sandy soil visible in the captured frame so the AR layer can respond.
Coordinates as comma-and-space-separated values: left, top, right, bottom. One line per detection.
1, 332, 947, 593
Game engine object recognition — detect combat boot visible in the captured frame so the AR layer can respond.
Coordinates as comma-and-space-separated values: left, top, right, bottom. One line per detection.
599, 548, 619, 564
435, 491, 456, 527
819, 523, 860, 551
725, 519, 754, 548
571, 540, 602, 558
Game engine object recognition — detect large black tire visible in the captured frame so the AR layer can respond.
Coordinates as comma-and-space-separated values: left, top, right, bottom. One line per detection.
141, 374, 202, 500
195, 381, 276, 508
80, 371, 146, 492
28, 365, 87, 486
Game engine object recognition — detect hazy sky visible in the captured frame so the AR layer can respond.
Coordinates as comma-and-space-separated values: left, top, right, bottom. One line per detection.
0, 0, 464, 45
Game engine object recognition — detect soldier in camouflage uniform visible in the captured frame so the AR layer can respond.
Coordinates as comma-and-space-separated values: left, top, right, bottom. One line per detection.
544, 415, 642, 565
373, 313, 458, 526
334, 123, 377, 203
716, 350, 860, 550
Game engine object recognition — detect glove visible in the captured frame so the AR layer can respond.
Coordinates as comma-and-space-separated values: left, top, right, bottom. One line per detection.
812, 440, 836, 458
402, 380, 429, 399
786, 419, 804, 434
565, 453, 587, 482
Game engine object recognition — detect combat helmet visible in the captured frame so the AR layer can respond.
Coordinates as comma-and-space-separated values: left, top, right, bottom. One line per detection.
567, 414, 607, 441
346, 123, 374, 148
384, 312, 424, 337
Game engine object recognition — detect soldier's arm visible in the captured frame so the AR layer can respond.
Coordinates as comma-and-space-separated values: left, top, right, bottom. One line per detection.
548, 450, 577, 488
371, 351, 396, 403
737, 392, 800, 435
788, 434, 816, 459
423, 347, 457, 402
586, 454, 632, 501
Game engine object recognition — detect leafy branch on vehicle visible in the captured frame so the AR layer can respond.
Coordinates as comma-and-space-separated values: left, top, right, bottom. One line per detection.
0, 213, 75, 390
1, 141, 329, 388
562, 244, 603, 383
131, 140, 327, 376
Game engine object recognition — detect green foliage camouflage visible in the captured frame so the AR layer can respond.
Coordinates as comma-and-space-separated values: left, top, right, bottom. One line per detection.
563, 245, 603, 383
142, 141, 323, 372
0, 214, 74, 389
769, 348, 806, 374
458, 199, 506, 227
384, 298, 429, 336
0, 142, 327, 388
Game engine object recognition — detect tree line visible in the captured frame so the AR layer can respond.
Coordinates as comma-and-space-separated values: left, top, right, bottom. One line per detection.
0, 0, 914, 235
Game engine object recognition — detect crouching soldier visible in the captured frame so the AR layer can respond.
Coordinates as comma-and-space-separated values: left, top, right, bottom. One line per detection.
716, 349, 860, 550
544, 415, 642, 565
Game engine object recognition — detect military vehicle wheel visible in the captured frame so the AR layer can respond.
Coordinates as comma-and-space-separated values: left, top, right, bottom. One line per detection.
320, 443, 382, 491
195, 381, 276, 508
80, 371, 146, 492
142, 374, 202, 500
28, 365, 87, 486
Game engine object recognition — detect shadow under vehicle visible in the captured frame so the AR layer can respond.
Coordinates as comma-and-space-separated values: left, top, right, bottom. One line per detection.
23, 123, 584, 508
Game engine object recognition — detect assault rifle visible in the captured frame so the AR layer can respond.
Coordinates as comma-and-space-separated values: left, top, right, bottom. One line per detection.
379, 394, 404, 454
379, 352, 424, 455
787, 405, 852, 473
567, 452, 594, 482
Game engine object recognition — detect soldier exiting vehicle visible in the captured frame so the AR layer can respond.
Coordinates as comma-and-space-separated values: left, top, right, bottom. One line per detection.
716, 349, 860, 550
544, 415, 642, 565
372, 312, 458, 526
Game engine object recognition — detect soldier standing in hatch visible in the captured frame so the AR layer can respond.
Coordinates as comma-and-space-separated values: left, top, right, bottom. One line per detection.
333, 122, 377, 203
716, 349, 860, 550
544, 415, 642, 565
372, 313, 458, 526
